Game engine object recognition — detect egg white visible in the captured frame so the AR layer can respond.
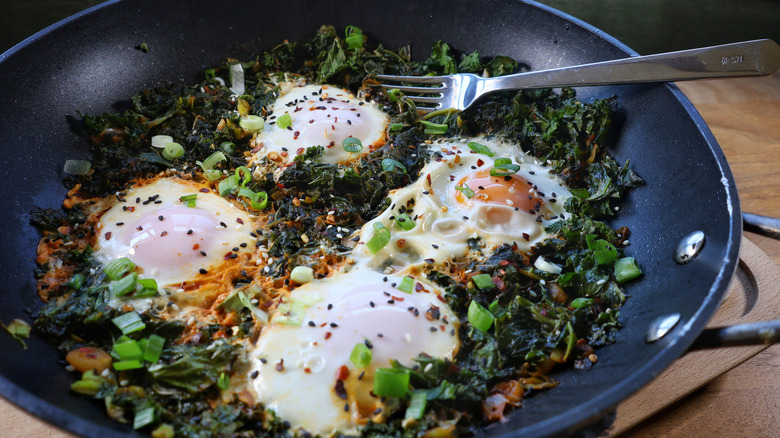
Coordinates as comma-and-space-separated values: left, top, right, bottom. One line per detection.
95, 177, 256, 288
253, 83, 389, 165
352, 137, 571, 270
249, 268, 459, 435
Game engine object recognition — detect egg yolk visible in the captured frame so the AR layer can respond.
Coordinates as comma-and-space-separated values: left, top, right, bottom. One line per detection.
455, 169, 542, 213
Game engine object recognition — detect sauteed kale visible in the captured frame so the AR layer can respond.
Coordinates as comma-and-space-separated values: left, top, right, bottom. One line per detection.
31, 25, 642, 436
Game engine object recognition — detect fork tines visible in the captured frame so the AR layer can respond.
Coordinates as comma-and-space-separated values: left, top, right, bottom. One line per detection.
374, 74, 446, 112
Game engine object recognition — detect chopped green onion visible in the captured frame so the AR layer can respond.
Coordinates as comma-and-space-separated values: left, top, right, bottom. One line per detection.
113, 337, 143, 361
151, 135, 173, 148
534, 256, 563, 274
3, 319, 31, 348
113, 359, 144, 371
615, 257, 642, 283
133, 406, 156, 430
494, 158, 512, 166
204, 68, 216, 81
197, 151, 226, 171
349, 342, 372, 369
237, 291, 270, 324
217, 372, 231, 390
467, 142, 495, 157
389, 123, 404, 132
344, 25, 364, 50
70, 374, 103, 396
405, 390, 428, 420
398, 276, 414, 293
420, 120, 448, 135
471, 273, 495, 290
381, 158, 407, 174
111, 272, 138, 297
387, 88, 402, 103
342, 137, 363, 153
134, 278, 158, 298
240, 115, 264, 132
204, 169, 222, 181
563, 321, 577, 362
455, 184, 475, 199
586, 236, 618, 265
394, 213, 415, 231
179, 193, 197, 208
366, 222, 391, 253
111, 312, 146, 335
220, 141, 237, 155
571, 297, 594, 309
104, 257, 135, 280
290, 266, 314, 284
468, 300, 495, 333
63, 159, 91, 175
373, 368, 410, 398
162, 142, 184, 161
68, 273, 85, 290
238, 187, 268, 210
275, 113, 292, 130
218, 173, 240, 196
489, 163, 521, 177
143, 335, 165, 363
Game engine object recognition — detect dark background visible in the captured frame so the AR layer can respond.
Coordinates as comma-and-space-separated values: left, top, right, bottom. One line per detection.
2, 0, 779, 55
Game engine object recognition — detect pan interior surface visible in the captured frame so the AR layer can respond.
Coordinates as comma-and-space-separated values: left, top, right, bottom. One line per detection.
0, 0, 740, 436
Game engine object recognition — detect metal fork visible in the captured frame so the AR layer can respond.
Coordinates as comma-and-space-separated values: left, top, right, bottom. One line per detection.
376, 39, 780, 113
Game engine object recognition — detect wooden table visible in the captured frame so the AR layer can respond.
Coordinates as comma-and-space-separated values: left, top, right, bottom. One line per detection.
1, 73, 779, 437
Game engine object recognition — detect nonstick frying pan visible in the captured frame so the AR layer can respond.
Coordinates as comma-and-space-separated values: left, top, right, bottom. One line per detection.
0, 0, 745, 436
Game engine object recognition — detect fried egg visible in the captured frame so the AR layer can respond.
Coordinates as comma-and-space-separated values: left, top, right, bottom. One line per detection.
352, 137, 571, 270
254, 84, 389, 165
95, 177, 256, 287
249, 269, 459, 435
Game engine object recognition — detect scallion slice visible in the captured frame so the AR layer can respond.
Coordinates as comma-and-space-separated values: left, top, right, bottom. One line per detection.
455, 184, 475, 199
571, 297, 594, 309
420, 120, 448, 135
229, 63, 245, 95
290, 266, 314, 284
615, 257, 642, 283
221, 141, 237, 155
394, 213, 415, 231
113, 337, 143, 361
387, 88, 402, 103
133, 406, 156, 430
218, 173, 240, 196
151, 135, 173, 148
197, 151, 226, 171
68, 273, 85, 290
111, 272, 138, 297
143, 335, 165, 363
240, 115, 264, 132
489, 163, 521, 177
586, 235, 618, 265
112, 312, 146, 335
471, 273, 495, 290
238, 187, 268, 210
389, 123, 404, 132
162, 142, 184, 161
534, 256, 563, 274
217, 372, 231, 390
398, 276, 414, 293
349, 342, 372, 369
468, 300, 495, 333
342, 137, 363, 153
275, 113, 292, 130
63, 159, 91, 175
372, 368, 410, 398
366, 222, 391, 253
467, 142, 495, 157
494, 158, 512, 166
114, 359, 144, 371
344, 25, 364, 49
134, 278, 158, 298
237, 291, 270, 324
381, 158, 407, 174
104, 257, 135, 280
405, 390, 428, 420
179, 194, 197, 208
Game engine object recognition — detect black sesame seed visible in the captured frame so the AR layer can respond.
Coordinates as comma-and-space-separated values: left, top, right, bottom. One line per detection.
364, 339, 373, 349
260, 358, 268, 364
220, 222, 227, 228
200, 251, 207, 256
199, 268, 208, 274
116, 222, 124, 226
327, 303, 333, 310
430, 327, 438, 332
369, 301, 375, 307
187, 229, 193, 235
158, 215, 164, 221
330, 322, 338, 328
308, 321, 316, 327
251, 370, 259, 379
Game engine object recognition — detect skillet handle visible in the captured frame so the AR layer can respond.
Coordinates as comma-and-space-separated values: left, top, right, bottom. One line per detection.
689, 320, 780, 350
743, 212, 780, 240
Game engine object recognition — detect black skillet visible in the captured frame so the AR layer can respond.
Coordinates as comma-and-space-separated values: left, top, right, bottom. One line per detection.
0, 0, 745, 436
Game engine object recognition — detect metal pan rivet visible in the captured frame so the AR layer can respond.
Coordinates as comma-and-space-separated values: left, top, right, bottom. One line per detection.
674, 230, 706, 264
646, 313, 681, 343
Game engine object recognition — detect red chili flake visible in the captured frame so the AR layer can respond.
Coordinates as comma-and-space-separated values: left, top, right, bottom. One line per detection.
499, 260, 511, 266
414, 282, 425, 292
426, 174, 432, 187
236, 218, 244, 225
199, 188, 210, 193
297, 147, 305, 155
334, 379, 347, 400
440, 325, 446, 332
336, 365, 350, 380
293, 131, 300, 140
391, 295, 405, 302
324, 331, 332, 340
327, 141, 335, 148
277, 183, 285, 189
125, 206, 135, 212
304, 368, 311, 373
281, 151, 288, 157
224, 251, 234, 260
104, 232, 112, 240
136, 226, 143, 231
522, 233, 530, 241
193, 244, 200, 250
436, 295, 447, 303
276, 359, 284, 372
160, 231, 168, 237
425, 306, 441, 321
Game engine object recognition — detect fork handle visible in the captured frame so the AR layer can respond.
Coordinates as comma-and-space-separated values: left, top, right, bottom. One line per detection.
485, 39, 780, 92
